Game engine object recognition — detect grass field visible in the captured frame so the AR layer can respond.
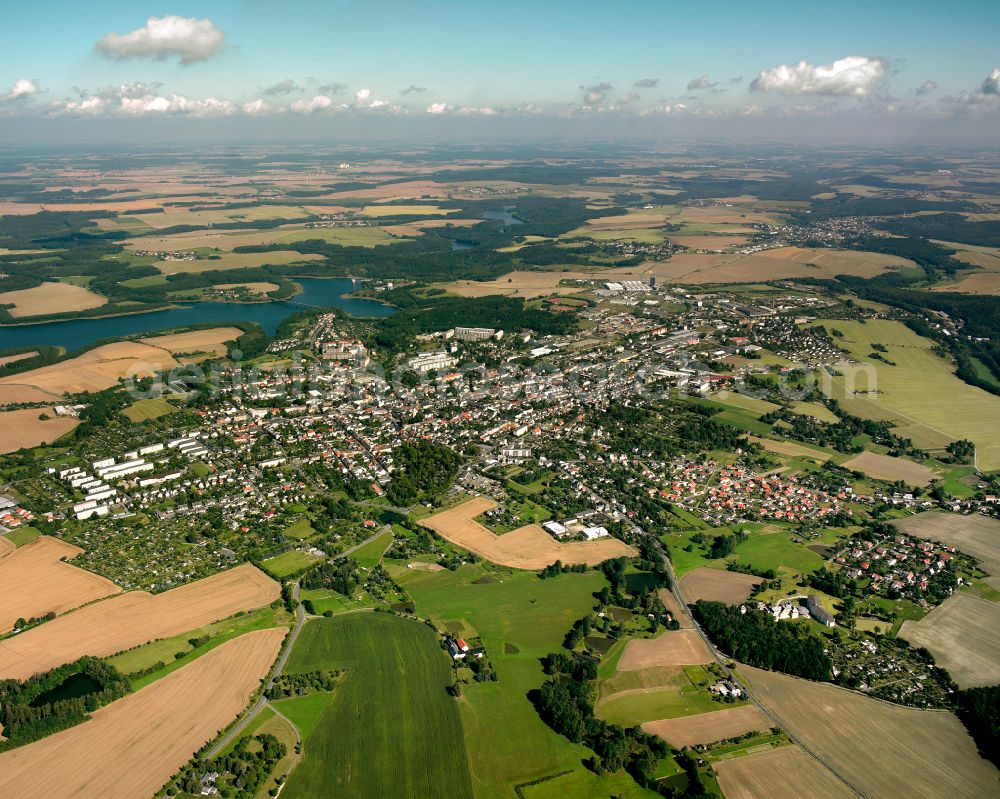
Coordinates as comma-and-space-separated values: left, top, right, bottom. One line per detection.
271, 691, 337, 739
123, 396, 178, 422
596, 666, 726, 726
349, 528, 393, 568
898, 592, 1000, 688
814, 319, 1000, 470
393, 563, 655, 798
298, 588, 372, 615
741, 665, 998, 797
261, 548, 322, 578
1, 525, 41, 547
731, 530, 825, 575
279, 613, 474, 799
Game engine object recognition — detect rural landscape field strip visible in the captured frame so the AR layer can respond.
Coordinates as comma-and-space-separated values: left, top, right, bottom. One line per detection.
0, 536, 120, 632
0, 563, 279, 678
0, 628, 285, 799
678, 567, 762, 604
279, 613, 473, 799
741, 665, 998, 798
0, 407, 80, 454
617, 629, 714, 669
419, 497, 636, 568
714, 745, 855, 799
841, 450, 936, 486
641, 705, 772, 748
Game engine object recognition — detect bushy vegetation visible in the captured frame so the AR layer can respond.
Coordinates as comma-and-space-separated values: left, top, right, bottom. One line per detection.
267, 669, 341, 699
385, 441, 462, 505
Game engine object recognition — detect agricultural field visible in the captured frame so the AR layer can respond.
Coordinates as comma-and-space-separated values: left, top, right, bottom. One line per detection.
0, 407, 79, 453
0, 535, 120, 632
393, 562, 653, 798
891, 511, 1000, 590
596, 664, 729, 726
444, 270, 594, 299
714, 746, 854, 799
617, 629, 714, 669
841, 450, 936, 486
678, 567, 762, 605
153, 251, 324, 274
0, 281, 106, 318
261, 548, 322, 578
0, 628, 284, 799
814, 319, 1000, 470
0, 563, 279, 678
419, 497, 635, 569
898, 592, 1000, 688
122, 396, 178, 422
740, 665, 998, 798
642, 705, 771, 748
349, 528, 393, 568
0, 350, 38, 367
279, 613, 473, 799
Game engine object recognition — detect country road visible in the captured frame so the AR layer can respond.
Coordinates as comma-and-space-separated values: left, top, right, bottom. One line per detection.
560, 464, 873, 799
203, 582, 306, 760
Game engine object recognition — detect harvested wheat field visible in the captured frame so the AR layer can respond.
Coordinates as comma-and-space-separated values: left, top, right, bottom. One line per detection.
0, 628, 284, 799
0, 536, 120, 632
0, 282, 106, 318
891, 511, 1000, 589
933, 271, 1000, 295
741, 665, 998, 798
419, 497, 635, 569
0, 536, 14, 558
214, 282, 280, 295
714, 745, 854, 799
0, 407, 79, 453
618, 630, 713, 670
678, 206, 778, 225
0, 350, 38, 367
679, 567, 762, 605
445, 270, 593, 298
658, 588, 690, 627
747, 435, 827, 459
898, 592, 1000, 688
842, 450, 936, 486
0, 563, 280, 678
153, 251, 323, 274
671, 234, 750, 250
0, 384, 62, 404
324, 179, 450, 200
139, 326, 242, 356
642, 705, 771, 747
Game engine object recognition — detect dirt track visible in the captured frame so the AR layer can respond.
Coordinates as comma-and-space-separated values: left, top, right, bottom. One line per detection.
0, 628, 285, 799
0, 563, 279, 679
0, 536, 120, 632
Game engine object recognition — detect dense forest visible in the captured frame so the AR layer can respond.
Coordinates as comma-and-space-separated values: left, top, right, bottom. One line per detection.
955, 685, 1000, 768
385, 440, 462, 505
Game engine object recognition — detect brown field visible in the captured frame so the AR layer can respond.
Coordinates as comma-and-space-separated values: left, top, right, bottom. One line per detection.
617, 629, 713, 670
0, 563, 280, 679
842, 450, 936, 486
587, 212, 673, 230
0, 407, 80, 453
138, 326, 242, 356
322, 179, 450, 200
0, 384, 62, 404
213, 282, 280, 294
714, 746, 854, 799
0, 282, 106, 318
741, 665, 998, 798
418, 497, 635, 569
933, 271, 1000, 295
380, 218, 480, 237
0, 628, 285, 799
641, 247, 912, 284
445, 270, 593, 298
360, 204, 455, 217
0, 328, 239, 396
671, 234, 750, 250
153, 250, 323, 274
0, 350, 38, 367
898, 592, 1000, 688
679, 567, 762, 605
746, 435, 827, 460
0, 536, 120, 632
678, 206, 779, 225
642, 705, 771, 748
658, 588, 690, 627
890, 511, 1000, 590
0, 535, 15, 558
0, 198, 208, 215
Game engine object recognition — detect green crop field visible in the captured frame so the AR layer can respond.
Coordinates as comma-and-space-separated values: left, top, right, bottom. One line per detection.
813, 319, 1000, 470
393, 563, 656, 799
280, 613, 473, 799
271, 691, 337, 739
298, 588, 371, 615
122, 397, 178, 422
730, 529, 825, 575
349, 529, 392, 568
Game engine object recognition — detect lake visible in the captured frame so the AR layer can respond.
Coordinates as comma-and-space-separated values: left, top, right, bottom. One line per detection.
0, 278, 395, 353
482, 208, 524, 226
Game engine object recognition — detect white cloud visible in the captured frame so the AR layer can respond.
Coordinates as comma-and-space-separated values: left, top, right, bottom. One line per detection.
616, 91, 640, 105
581, 82, 612, 105
458, 106, 497, 116
750, 55, 887, 96
915, 80, 937, 96
119, 93, 233, 116
291, 95, 334, 114
96, 16, 224, 65
355, 88, 371, 104
242, 99, 270, 115
426, 102, 451, 114
7, 78, 38, 101
952, 68, 1000, 107
980, 68, 1000, 96
55, 96, 106, 115
639, 103, 687, 116
369, 99, 391, 109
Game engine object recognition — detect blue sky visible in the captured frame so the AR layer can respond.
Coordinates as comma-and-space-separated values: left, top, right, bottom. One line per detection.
1, 1, 998, 139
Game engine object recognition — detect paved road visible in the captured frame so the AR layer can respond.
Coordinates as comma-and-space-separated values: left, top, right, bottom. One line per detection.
560, 465, 872, 799
203, 582, 306, 760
